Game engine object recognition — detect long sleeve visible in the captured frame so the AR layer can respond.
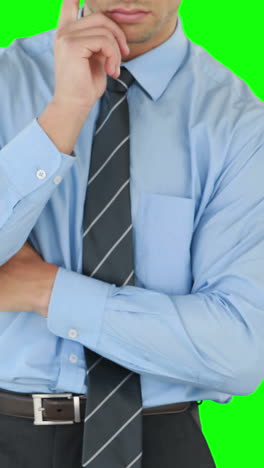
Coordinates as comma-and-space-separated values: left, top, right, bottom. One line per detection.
1, 4, 264, 403
47, 140, 264, 398
0, 118, 76, 265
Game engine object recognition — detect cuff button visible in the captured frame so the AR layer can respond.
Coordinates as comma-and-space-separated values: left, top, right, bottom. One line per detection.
36, 169, 46, 179
54, 175, 62, 185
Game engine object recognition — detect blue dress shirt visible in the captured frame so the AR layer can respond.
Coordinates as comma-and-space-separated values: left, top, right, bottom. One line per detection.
0, 5, 264, 409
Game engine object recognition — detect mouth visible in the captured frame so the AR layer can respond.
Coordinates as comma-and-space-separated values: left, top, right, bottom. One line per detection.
106, 8, 150, 23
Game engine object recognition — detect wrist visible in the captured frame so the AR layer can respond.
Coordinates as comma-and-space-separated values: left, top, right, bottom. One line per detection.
37, 99, 90, 155
33, 264, 59, 318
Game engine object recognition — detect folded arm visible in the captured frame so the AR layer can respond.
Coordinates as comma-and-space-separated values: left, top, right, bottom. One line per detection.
46, 141, 264, 397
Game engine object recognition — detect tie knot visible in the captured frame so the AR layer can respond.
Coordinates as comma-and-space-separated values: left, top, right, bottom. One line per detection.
107, 66, 135, 93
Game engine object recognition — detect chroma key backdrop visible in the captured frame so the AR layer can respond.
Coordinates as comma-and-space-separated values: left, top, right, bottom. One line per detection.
0, 0, 263, 467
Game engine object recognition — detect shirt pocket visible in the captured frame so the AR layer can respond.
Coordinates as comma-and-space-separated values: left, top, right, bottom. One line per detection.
134, 191, 195, 295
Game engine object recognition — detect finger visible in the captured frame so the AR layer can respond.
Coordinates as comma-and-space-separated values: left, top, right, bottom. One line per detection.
57, 0, 80, 31
66, 12, 129, 56
63, 27, 122, 67
74, 35, 121, 75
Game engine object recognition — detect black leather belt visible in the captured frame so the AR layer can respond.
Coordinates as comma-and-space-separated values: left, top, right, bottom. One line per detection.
0, 388, 195, 425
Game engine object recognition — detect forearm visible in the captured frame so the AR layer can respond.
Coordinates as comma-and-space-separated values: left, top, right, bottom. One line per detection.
0, 107, 78, 265
37, 99, 91, 155
33, 263, 59, 317
46, 267, 264, 396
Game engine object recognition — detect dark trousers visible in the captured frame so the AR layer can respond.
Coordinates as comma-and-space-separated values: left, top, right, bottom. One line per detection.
0, 403, 216, 468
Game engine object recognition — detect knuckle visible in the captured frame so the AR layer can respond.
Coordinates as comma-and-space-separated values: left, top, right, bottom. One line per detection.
55, 29, 64, 40
55, 25, 69, 41
109, 33, 117, 45
104, 35, 115, 50
102, 28, 114, 41
61, 34, 75, 49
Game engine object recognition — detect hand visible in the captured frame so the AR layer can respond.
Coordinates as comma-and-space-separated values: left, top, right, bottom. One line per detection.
53, 0, 130, 111
0, 242, 59, 317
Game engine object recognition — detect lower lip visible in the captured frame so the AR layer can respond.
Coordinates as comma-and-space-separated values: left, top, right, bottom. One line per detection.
108, 11, 149, 23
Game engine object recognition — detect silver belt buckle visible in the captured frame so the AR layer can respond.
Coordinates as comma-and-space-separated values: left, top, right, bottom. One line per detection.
32, 393, 81, 425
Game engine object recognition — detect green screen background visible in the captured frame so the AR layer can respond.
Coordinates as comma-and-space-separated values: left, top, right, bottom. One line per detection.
1, 0, 264, 467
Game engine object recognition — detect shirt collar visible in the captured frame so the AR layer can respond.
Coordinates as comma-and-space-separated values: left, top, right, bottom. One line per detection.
121, 16, 189, 101
79, 6, 188, 102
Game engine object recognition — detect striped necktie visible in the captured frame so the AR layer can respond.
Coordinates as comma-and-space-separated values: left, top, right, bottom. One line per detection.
81, 67, 143, 468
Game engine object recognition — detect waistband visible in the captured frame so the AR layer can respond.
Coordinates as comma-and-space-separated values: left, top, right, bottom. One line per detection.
0, 388, 198, 425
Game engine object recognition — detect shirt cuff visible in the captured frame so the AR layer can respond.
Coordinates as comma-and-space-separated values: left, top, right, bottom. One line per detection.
47, 267, 113, 349
0, 117, 76, 199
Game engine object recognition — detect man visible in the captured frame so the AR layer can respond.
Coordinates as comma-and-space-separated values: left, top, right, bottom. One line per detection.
0, 0, 263, 467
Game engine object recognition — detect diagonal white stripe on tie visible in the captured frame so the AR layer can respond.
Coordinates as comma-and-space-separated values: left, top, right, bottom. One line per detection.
95, 95, 127, 136
87, 136, 129, 186
82, 407, 143, 467
84, 372, 133, 422
83, 179, 130, 238
86, 357, 103, 375
122, 269, 134, 286
90, 224, 132, 277
126, 452, 143, 468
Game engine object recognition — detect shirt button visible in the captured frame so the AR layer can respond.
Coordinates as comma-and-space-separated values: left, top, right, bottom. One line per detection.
68, 328, 78, 339
53, 175, 62, 185
69, 354, 78, 364
36, 169, 46, 179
